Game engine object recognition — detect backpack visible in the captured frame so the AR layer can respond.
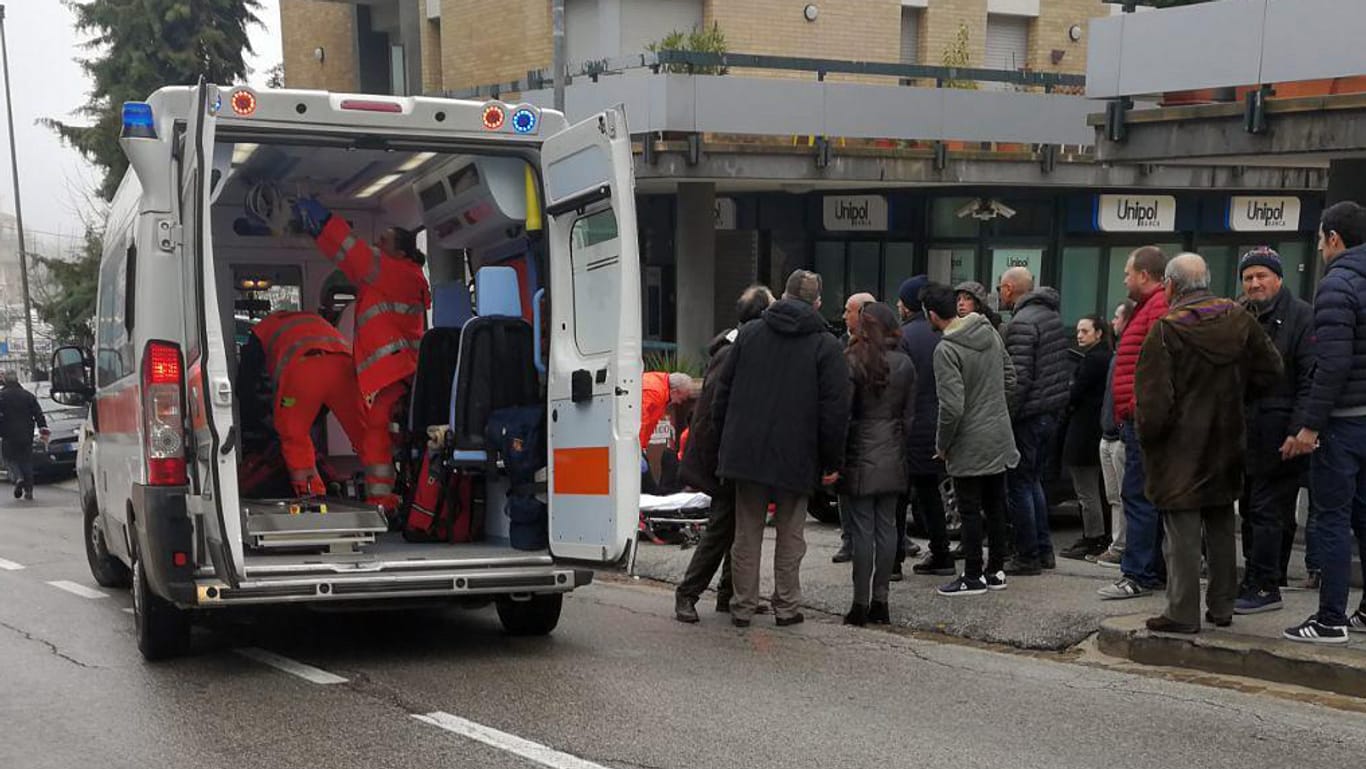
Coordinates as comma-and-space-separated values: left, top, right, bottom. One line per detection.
402, 448, 483, 543
486, 406, 548, 550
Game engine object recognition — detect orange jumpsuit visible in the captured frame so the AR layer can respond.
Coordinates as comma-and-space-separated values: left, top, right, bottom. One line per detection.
639, 371, 670, 450
312, 217, 431, 509
249, 312, 383, 499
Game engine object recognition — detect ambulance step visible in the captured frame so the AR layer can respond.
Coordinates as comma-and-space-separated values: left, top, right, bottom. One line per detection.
244, 499, 389, 552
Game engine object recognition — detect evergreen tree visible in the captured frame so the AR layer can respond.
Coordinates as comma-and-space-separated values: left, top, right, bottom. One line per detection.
47, 0, 261, 201
33, 227, 101, 348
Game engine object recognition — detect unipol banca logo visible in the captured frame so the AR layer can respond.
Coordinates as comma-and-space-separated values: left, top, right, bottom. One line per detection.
823, 195, 888, 231
1228, 196, 1300, 232
1096, 195, 1176, 232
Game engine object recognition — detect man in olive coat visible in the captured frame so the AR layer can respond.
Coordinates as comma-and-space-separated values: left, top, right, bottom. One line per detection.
1135, 254, 1283, 633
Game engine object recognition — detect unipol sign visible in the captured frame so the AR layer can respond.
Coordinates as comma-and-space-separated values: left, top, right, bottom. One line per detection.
823, 195, 888, 231
1228, 196, 1300, 232
1096, 194, 1176, 232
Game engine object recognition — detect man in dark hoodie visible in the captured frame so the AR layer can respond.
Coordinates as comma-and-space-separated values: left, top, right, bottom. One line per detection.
898, 276, 956, 576
1135, 254, 1282, 634
675, 285, 775, 623
997, 267, 1071, 574
1283, 201, 1366, 644
713, 270, 852, 628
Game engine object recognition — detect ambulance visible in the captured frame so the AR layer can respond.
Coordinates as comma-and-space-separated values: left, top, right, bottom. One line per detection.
49, 82, 643, 660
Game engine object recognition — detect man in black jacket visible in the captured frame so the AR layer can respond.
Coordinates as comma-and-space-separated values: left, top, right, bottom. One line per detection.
0, 372, 49, 501
1236, 248, 1314, 616
899, 277, 956, 576
998, 267, 1071, 574
713, 270, 852, 627
675, 285, 775, 623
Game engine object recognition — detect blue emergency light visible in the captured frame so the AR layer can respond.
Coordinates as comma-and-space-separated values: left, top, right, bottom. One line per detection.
511, 108, 538, 135
121, 102, 157, 139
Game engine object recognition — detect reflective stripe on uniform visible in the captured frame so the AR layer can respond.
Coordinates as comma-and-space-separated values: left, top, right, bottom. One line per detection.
354, 301, 426, 327
263, 315, 316, 354
356, 338, 422, 374
364, 253, 383, 285
273, 335, 349, 383
331, 233, 360, 265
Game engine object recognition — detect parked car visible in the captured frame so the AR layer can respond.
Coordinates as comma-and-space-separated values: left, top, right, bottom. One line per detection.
0, 381, 85, 482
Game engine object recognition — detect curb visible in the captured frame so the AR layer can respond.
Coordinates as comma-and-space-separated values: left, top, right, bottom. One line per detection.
1097, 614, 1366, 698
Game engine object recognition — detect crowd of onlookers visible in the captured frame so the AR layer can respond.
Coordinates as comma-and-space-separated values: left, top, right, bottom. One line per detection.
670, 200, 1366, 645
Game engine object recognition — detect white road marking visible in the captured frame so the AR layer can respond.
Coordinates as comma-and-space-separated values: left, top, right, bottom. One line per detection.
235, 647, 349, 685
0, 557, 24, 571
414, 711, 610, 769
46, 580, 108, 599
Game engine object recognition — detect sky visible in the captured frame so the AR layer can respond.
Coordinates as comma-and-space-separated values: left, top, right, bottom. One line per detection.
0, 0, 283, 258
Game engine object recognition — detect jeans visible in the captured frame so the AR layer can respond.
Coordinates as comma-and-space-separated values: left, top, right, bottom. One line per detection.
911, 473, 950, 560
1007, 414, 1056, 561
1309, 416, 1366, 627
954, 474, 1010, 581
1119, 421, 1165, 588
1239, 472, 1301, 591
841, 493, 898, 605
1303, 490, 1321, 575
676, 481, 736, 604
1098, 437, 1127, 552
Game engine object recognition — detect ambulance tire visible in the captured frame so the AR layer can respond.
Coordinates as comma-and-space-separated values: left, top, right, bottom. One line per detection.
84, 494, 130, 589
133, 550, 192, 661
496, 593, 563, 636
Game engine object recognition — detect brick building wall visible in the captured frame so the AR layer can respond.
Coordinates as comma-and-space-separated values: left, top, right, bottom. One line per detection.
439, 0, 553, 92
421, 10, 444, 93
1029, 0, 1109, 77
280, 0, 360, 91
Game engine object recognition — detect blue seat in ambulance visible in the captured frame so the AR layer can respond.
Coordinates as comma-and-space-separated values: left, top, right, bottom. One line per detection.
407, 282, 473, 436
448, 266, 539, 462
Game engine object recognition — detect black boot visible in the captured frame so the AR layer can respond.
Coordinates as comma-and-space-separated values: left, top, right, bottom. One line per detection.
867, 601, 890, 625
674, 594, 699, 623
844, 604, 868, 626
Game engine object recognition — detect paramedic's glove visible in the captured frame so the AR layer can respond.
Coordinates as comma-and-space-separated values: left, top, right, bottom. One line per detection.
293, 197, 331, 237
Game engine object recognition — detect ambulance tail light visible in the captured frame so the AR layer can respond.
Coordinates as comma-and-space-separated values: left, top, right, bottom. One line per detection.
142, 340, 187, 486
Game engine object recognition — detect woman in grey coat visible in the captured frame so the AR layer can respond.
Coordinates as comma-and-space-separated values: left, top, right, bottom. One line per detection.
839, 302, 916, 626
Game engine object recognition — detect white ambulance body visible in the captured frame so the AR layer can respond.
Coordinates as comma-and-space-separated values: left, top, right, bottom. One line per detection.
52, 83, 642, 660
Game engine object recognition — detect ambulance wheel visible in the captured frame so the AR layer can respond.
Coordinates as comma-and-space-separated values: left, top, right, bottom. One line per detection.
133, 553, 192, 661
496, 593, 563, 636
84, 495, 130, 589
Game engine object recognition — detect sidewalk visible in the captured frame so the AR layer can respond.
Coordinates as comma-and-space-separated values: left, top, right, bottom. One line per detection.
632, 517, 1366, 696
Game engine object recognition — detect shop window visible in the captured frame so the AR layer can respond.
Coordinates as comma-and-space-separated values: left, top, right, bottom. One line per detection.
1201, 245, 1239, 300
928, 246, 977, 287
1271, 241, 1308, 299
931, 198, 979, 239
814, 241, 845, 321
884, 242, 916, 303
989, 199, 1052, 238
1060, 247, 1102, 325
849, 242, 880, 296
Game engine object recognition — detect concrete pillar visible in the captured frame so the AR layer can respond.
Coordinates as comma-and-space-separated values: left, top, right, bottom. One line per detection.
397, 0, 424, 96
674, 183, 717, 361
1327, 159, 1366, 206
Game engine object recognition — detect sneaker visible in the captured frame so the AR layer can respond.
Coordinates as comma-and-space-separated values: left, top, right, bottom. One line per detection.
904, 540, 923, 558
889, 563, 904, 582
1349, 609, 1366, 634
832, 545, 852, 564
1003, 557, 1042, 576
1283, 616, 1349, 645
1234, 588, 1283, 615
985, 571, 1007, 591
1060, 537, 1096, 561
1091, 550, 1123, 568
912, 555, 957, 576
1098, 577, 1151, 600
937, 575, 988, 597
1040, 552, 1057, 570
775, 613, 805, 627
674, 595, 700, 623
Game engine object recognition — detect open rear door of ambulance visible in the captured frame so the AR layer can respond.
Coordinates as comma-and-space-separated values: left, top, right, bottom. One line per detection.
179, 82, 243, 585
541, 109, 642, 564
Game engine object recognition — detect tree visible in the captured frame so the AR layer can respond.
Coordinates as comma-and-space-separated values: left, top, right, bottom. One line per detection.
32, 227, 100, 348
46, 0, 262, 201
941, 24, 977, 90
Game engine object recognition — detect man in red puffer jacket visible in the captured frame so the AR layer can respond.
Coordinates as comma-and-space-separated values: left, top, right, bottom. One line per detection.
1098, 245, 1172, 602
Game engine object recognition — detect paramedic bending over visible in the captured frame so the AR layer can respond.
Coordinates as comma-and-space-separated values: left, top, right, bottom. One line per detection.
640, 372, 696, 450
294, 198, 432, 512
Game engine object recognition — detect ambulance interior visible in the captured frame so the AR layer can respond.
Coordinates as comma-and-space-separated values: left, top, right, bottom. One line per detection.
208, 138, 557, 559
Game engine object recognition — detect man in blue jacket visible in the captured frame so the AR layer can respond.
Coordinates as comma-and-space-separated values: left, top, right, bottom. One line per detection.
1283, 201, 1366, 644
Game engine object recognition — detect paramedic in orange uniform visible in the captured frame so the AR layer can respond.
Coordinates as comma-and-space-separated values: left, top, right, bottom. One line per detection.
294, 197, 432, 511
640, 372, 696, 450
238, 311, 383, 499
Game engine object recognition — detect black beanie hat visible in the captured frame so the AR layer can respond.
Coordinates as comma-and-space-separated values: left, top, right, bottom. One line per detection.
1238, 247, 1283, 279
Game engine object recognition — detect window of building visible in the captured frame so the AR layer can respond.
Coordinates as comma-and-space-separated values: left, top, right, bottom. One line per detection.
928, 246, 977, 287
985, 14, 1030, 71
899, 8, 922, 66
1059, 247, 1102, 326
884, 242, 916, 303
930, 197, 979, 239
814, 241, 847, 321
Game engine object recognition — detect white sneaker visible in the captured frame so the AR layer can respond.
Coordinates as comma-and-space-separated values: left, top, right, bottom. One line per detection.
985, 571, 1007, 591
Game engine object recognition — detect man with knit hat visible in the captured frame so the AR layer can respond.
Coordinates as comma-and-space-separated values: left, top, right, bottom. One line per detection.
1236, 247, 1315, 615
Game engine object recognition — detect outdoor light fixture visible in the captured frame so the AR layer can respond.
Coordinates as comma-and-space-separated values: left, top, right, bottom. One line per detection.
314, 46, 326, 63
803, 4, 818, 22
1069, 24, 1083, 42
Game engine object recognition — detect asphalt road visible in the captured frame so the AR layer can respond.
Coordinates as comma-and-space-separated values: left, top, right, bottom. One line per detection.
3, 483, 1364, 769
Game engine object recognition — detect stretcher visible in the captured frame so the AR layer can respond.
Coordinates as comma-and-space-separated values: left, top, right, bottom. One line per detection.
638, 491, 712, 546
